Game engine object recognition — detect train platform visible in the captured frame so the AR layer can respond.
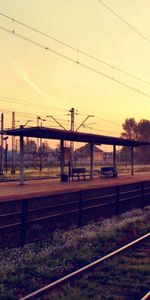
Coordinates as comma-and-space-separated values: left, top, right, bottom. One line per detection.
0, 172, 150, 202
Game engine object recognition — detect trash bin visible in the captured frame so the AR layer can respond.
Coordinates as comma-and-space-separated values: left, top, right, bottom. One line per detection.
61, 173, 68, 182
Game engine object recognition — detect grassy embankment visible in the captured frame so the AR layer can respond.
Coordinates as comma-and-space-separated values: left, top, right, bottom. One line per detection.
0, 206, 149, 299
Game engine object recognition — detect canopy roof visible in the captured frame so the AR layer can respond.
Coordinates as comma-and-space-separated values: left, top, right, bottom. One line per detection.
3, 126, 150, 147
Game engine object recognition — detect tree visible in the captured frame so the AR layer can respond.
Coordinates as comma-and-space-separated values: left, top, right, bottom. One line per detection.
136, 119, 150, 141
120, 118, 138, 163
120, 118, 137, 140
120, 118, 150, 164
42, 141, 51, 153
25, 140, 37, 154
136, 119, 150, 163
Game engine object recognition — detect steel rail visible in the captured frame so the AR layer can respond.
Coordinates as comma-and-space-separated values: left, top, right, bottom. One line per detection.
141, 291, 150, 300
20, 233, 150, 300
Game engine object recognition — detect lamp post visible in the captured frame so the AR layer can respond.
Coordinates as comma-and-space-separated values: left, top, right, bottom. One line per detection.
37, 116, 46, 127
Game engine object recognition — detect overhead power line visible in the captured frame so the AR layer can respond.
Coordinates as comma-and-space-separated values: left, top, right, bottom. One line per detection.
0, 105, 120, 131
95, 115, 120, 126
1, 23, 150, 100
0, 11, 150, 87
78, 61, 150, 98
77, 111, 120, 127
89, 127, 119, 135
0, 95, 65, 112
98, 0, 150, 44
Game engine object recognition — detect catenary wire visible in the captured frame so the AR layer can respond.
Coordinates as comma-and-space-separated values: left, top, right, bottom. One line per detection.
0, 105, 119, 129
0, 25, 150, 100
0, 11, 150, 86
0, 95, 65, 112
98, 0, 150, 44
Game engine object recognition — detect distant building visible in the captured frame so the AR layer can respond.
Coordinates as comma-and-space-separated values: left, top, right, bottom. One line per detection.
103, 152, 113, 164
74, 143, 103, 165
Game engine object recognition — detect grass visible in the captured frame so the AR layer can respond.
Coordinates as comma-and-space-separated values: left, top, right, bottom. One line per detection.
0, 164, 150, 181
0, 166, 60, 181
0, 206, 149, 299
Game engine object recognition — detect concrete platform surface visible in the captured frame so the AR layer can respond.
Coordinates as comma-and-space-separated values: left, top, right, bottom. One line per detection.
0, 172, 150, 202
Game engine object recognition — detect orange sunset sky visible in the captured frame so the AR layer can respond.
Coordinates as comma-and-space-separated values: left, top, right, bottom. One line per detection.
0, 0, 150, 147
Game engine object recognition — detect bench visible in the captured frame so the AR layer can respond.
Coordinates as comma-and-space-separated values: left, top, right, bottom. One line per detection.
99, 167, 118, 178
71, 167, 91, 181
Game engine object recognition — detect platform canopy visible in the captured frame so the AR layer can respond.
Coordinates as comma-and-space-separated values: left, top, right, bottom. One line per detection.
3, 126, 150, 147
2, 126, 150, 185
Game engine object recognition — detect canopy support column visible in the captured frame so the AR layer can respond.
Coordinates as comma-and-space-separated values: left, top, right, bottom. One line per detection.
113, 145, 116, 169
131, 146, 134, 175
20, 134, 24, 185
90, 143, 94, 179
60, 140, 64, 177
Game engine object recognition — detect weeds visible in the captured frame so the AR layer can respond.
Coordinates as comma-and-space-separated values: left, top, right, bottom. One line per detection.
0, 206, 149, 299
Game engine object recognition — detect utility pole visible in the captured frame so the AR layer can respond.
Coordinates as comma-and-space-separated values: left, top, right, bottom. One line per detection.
0, 113, 4, 175
68, 108, 94, 167
70, 107, 75, 133
11, 111, 15, 174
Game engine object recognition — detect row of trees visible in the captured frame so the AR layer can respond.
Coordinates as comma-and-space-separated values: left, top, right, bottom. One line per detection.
120, 118, 150, 163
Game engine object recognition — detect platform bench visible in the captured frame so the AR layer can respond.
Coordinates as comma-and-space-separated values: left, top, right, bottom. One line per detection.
72, 168, 91, 181
99, 167, 118, 178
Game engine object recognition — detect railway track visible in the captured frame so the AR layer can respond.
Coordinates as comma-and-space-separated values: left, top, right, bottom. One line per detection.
20, 232, 150, 300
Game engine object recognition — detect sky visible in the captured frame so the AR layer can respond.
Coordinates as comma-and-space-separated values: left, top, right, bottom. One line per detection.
0, 0, 150, 144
